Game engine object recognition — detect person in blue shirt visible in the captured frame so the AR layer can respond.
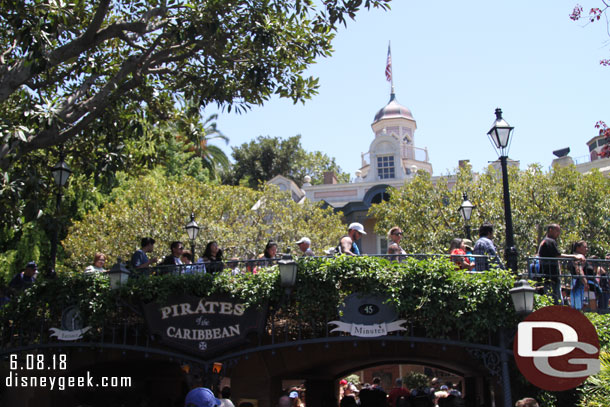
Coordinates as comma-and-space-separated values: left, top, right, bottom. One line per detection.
338, 222, 366, 256
9, 261, 38, 292
473, 222, 503, 271
131, 237, 157, 269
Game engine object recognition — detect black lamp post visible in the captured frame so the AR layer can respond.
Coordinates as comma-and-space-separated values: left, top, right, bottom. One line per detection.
458, 192, 474, 240
510, 279, 536, 315
49, 151, 72, 274
278, 255, 298, 298
108, 259, 131, 290
487, 108, 518, 273
185, 213, 200, 260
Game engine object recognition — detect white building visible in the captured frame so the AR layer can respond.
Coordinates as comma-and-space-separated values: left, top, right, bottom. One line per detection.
270, 90, 437, 254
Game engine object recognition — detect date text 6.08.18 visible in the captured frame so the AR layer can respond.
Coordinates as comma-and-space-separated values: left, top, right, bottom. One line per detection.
9, 354, 67, 371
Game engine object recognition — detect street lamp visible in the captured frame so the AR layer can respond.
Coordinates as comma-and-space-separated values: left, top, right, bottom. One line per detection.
510, 279, 536, 315
487, 108, 518, 273
185, 213, 200, 260
458, 192, 475, 240
108, 259, 131, 290
49, 151, 72, 274
278, 255, 298, 297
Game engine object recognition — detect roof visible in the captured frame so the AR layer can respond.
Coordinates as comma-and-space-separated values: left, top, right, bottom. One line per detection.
373, 93, 414, 122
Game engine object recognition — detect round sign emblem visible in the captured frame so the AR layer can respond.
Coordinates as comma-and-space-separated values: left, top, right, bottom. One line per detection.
513, 305, 600, 391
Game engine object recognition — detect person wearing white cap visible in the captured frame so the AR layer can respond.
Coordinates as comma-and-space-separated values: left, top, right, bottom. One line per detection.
295, 237, 314, 256
338, 222, 366, 256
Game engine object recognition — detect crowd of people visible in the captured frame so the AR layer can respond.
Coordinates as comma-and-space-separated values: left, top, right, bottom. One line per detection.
7, 219, 610, 313
534, 223, 610, 310
184, 382, 539, 407
337, 377, 465, 407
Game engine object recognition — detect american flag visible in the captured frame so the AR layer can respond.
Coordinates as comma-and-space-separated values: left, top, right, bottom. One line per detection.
385, 44, 392, 82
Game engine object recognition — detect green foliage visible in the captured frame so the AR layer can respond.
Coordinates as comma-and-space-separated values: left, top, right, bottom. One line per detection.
578, 352, 610, 407
344, 374, 361, 386
0, 0, 391, 171
225, 135, 351, 188
370, 164, 610, 271
403, 372, 430, 390
1, 257, 517, 346
587, 313, 610, 350
285, 256, 516, 341
63, 170, 345, 269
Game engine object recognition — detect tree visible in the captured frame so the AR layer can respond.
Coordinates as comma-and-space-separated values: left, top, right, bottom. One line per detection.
62, 168, 345, 269
172, 98, 230, 180
570, 2, 610, 156
225, 134, 350, 188
369, 164, 610, 268
0, 0, 391, 171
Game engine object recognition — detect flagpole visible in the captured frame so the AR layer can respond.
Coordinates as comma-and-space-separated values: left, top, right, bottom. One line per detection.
389, 41, 394, 95
386, 41, 394, 99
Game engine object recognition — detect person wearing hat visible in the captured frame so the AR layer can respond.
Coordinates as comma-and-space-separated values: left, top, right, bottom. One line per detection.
185, 387, 221, 407
340, 383, 359, 407
295, 237, 314, 256
338, 222, 366, 256
288, 390, 304, 407
9, 261, 38, 292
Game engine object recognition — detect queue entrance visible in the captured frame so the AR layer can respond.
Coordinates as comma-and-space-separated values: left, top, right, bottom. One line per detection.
222, 336, 508, 407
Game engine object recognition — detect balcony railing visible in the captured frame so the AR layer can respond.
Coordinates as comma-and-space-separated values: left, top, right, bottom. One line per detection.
526, 256, 610, 312
126, 253, 500, 277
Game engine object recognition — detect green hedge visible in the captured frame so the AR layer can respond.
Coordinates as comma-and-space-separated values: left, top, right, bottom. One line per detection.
1, 256, 518, 343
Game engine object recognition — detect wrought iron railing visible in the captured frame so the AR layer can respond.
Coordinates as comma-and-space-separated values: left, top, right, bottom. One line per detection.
526, 256, 610, 312
127, 253, 500, 276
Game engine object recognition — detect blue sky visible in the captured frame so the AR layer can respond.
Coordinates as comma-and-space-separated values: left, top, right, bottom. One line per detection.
208, 1, 610, 178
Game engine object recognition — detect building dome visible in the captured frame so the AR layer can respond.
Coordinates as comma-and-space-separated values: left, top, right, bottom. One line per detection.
373, 93, 414, 122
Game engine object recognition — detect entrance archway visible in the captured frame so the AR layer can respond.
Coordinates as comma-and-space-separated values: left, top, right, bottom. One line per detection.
223, 337, 506, 407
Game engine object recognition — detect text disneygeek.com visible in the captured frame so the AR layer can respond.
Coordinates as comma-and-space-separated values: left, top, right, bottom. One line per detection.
5, 354, 131, 391
5, 371, 132, 391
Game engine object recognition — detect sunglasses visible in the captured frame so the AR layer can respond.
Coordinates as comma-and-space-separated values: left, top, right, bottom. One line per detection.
393, 232, 403, 236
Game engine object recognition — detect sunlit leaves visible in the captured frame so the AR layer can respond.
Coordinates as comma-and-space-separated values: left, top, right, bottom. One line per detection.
63, 169, 345, 269
370, 164, 610, 270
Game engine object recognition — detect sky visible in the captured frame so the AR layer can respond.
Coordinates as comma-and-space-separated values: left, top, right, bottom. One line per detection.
207, 0, 610, 179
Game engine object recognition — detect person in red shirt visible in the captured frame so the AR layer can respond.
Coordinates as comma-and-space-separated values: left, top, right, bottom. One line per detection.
387, 378, 410, 407
449, 238, 473, 270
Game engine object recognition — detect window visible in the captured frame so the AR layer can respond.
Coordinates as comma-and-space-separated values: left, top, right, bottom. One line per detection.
377, 155, 395, 179
377, 237, 388, 254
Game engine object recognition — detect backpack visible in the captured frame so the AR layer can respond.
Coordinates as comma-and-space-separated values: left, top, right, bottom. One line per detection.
396, 395, 410, 407
529, 256, 541, 278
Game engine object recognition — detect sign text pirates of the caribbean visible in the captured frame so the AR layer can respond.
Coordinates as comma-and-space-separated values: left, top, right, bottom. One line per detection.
143, 296, 265, 355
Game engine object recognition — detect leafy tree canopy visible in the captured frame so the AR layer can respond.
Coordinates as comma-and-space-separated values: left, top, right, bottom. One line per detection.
0, 0, 390, 171
370, 164, 610, 266
62, 168, 345, 269
570, 2, 610, 156
224, 134, 351, 188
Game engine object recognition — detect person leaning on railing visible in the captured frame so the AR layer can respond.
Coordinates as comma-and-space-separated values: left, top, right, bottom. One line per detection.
567, 241, 599, 311
537, 224, 585, 305
597, 253, 610, 311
